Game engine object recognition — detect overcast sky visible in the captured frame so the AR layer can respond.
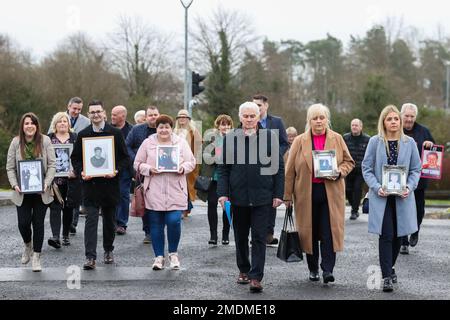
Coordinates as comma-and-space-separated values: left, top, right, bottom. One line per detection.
1, 0, 449, 59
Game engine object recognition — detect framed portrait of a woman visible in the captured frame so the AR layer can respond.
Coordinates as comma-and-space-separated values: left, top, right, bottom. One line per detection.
382, 165, 407, 196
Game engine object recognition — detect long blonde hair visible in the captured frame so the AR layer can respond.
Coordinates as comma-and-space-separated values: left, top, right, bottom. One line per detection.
377, 105, 405, 156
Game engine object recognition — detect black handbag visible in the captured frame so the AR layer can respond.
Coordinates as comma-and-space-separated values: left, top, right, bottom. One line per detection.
362, 192, 369, 214
277, 206, 303, 262
194, 175, 212, 192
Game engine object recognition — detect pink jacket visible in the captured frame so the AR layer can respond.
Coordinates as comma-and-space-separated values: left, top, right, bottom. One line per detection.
134, 133, 196, 211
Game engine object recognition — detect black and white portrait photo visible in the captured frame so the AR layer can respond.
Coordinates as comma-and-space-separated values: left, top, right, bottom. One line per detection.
387, 172, 401, 190
82, 136, 116, 177
90, 146, 107, 168
18, 160, 44, 194
382, 165, 407, 195
53, 144, 73, 177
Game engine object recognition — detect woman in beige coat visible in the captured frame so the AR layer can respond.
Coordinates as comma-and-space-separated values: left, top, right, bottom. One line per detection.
284, 104, 354, 284
174, 109, 202, 218
6, 112, 56, 272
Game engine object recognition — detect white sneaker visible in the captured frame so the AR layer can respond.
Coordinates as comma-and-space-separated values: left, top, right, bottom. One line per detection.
152, 256, 165, 270
169, 252, 180, 270
21, 242, 33, 264
31, 252, 42, 272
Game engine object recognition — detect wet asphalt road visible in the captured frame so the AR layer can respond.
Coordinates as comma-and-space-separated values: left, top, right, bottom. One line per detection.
0, 203, 449, 300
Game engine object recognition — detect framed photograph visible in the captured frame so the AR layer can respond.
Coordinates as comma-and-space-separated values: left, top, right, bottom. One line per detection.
17, 159, 44, 194
82, 136, 116, 177
421, 145, 444, 180
156, 145, 179, 172
53, 144, 73, 177
382, 165, 407, 196
312, 150, 339, 178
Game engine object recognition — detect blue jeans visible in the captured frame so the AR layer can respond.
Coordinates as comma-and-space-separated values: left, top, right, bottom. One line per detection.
148, 210, 182, 257
116, 168, 132, 228
142, 212, 150, 235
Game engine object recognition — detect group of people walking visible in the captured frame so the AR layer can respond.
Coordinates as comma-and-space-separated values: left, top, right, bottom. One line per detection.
5, 93, 437, 293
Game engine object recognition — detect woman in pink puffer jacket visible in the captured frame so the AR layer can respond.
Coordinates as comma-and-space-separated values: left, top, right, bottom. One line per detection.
134, 115, 196, 271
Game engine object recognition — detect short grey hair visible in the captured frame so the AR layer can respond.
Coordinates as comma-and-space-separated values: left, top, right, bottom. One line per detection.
238, 102, 260, 118
401, 103, 418, 116
112, 105, 127, 116
134, 110, 146, 122
67, 97, 83, 106
351, 118, 363, 127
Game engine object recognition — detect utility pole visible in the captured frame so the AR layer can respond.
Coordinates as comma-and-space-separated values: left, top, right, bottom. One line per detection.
181, 0, 194, 110
446, 62, 450, 110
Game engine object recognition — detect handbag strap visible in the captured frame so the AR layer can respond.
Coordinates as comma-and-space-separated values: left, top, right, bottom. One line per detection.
135, 163, 144, 183
282, 206, 294, 231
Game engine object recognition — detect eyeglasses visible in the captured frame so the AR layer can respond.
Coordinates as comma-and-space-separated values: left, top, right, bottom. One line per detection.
88, 110, 104, 115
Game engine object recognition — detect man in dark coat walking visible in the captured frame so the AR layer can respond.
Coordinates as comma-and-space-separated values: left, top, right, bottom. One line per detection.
217, 102, 284, 293
71, 100, 130, 270
252, 94, 288, 246
399, 103, 435, 254
343, 119, 370, 220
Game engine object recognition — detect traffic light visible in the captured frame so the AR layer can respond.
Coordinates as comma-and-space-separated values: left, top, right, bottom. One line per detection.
192, 71, 205, 97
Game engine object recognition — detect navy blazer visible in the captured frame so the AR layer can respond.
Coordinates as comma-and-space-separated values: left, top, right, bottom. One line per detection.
126, 124, 157, 163
262, 114, 289, 157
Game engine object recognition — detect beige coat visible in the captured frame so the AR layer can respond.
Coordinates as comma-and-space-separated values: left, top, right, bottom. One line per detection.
175, 126, 202, 201
284, 129, 354, 254
6, 136, 56, 206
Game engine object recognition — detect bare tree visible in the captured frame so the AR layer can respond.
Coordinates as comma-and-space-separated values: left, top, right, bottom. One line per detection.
38, 32, 127, 113
106, 15, 174, 99
191, 6, 258, 72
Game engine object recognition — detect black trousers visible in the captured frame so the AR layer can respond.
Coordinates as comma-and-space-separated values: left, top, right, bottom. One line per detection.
306, 183, 336, 273
207, 181, 231, 240
84, 205, 116, 260
345, 169, 364, 213
401, 188, 425, 245
49, 183, 73, 238
16, 194, 48, 253
232, 204, 271, 281
379, 196, 401, 278
267, 207, 277, 237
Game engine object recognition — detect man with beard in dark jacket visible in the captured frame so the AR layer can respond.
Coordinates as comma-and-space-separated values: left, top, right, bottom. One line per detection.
343, 119, 370, 220
217, 102, 284, 293
71, 100, 130, 270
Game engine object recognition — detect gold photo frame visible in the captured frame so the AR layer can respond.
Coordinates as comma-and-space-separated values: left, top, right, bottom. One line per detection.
82, 136, 116, 177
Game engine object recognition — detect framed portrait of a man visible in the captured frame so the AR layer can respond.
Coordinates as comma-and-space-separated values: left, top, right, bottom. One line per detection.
156, 145, 179, 172
421, 145, 444, 180
382, 165, 407, 196
53, 144, 73, 177
17, 159, 44, 194
82, 136, 116, 177
312, 150, 339, 178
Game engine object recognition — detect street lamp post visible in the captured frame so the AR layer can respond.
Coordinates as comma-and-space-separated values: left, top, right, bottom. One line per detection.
181, 0, 194, 110
445, 61, 450, 110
